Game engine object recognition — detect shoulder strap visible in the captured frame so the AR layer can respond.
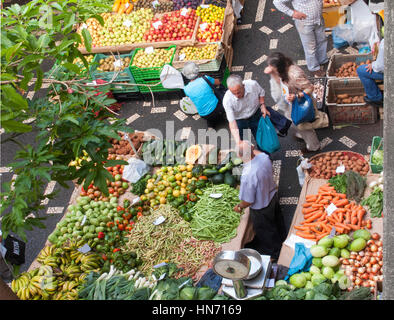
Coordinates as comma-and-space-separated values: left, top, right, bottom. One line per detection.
202, 75, 216, 90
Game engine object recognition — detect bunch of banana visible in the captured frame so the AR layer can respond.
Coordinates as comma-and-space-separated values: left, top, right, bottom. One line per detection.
80, 253, 102, 273
11, 272, 31, 296
64, 265, 82, 279
43, 256, 59, 269
36, 245, 57, 264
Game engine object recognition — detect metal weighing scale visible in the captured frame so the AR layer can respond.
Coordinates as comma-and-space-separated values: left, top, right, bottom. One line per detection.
213, 249, 272, 300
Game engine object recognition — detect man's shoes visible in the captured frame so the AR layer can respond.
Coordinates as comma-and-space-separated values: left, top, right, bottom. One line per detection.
312, 69, 325, 78
364, 96, 383, 107
277, 120, 292, 137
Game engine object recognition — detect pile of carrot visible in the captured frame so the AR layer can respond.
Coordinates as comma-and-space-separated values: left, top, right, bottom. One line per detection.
294, 183, 372, 241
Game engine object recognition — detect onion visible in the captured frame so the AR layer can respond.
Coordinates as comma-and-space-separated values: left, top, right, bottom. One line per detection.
369, 273, 375, 280
378, 275, 383, 281
378, 261, 383, 267
373, 276, 379, 281
345, 270, 352, 277
362, 281, 370, 287
351, 266, 358, 272
342, 259, 349, 265
366, 267, 372, 274
376, 240, 383, 247
354, 278, 362, 285
365, 262, 372, 269
372, 233, 380, 240
372, 252, 378, 257
355, 261, 361, 268
361, 257, 369, 265
370, 245, 378, 252
359, 251, 365, 257
356, 255, 362, 261
361, 273, 369, 280
349, 259, 354, 265
358, 267, 366, 274
349, 275, 355, 281
369, 280, 376, 287
367, 240, 375, 246
370, 257, 377, 265
378, 246, 383, 252
350, 253, 357, 259
372, 266, 379, 274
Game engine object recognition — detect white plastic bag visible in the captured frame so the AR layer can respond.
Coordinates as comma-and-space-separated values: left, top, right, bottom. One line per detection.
296, 157, 312, 187
180, 96, 198, 115
350, 0, 379, 47
160, 64, 185, 89
232, 0, 243, 19
122, 157, 150, 183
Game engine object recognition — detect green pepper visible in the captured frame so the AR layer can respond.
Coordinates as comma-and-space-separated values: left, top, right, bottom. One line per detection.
195, 189, 203, 195
123, 199, 131, 209
183, 211, 192, 222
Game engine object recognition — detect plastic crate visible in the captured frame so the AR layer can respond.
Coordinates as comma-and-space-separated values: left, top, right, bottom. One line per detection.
325, 78, 378, 125
136, 78, 179, 93
90, 52, 134, 82
326, 53, 373, 79
370, 136, 383, 173
129, 46, 176, 82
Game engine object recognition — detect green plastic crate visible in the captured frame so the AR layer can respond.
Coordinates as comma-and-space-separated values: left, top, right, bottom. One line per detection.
129, 45, 176, 82
370, 136, 383, 173
137, 78, 179, 93
90, 52, 134, 82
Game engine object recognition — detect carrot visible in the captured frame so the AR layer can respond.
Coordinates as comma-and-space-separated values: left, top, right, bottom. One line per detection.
345, 211, 351, 224
344, 204, 351, 209
319, 192, 334, 196
311, 227, 324, 234
347, 224, 360, 231
321, 223, 332, 233
303, 211, 324, 223
319, 186, 335, 192
316, 232, 330, 241
319, 199, 330, 205
333, 199, 349, 207
357, 210, 366, 228
294, 225, 309, 231
335, 226, 345, 233
317, 212, 327, 221
306, 195, 317, 202
302, 207, 318, 215
338, 212, 344, 223
351, 216, 358, 225
332, 196, 340, 202
351, 209, 358, 218
327, 216, 338, 225
312, 203, 324, 208
304, 210, 320, 219
334, 222, 351, 231
303, 203, 313, 208
334, 193, 347, 199
296, 231, 316, 240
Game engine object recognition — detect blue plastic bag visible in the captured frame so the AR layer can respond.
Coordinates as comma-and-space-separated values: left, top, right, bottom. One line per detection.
284, 243, 312, 281
256, 116, 280, 154
291, 92, 315, 126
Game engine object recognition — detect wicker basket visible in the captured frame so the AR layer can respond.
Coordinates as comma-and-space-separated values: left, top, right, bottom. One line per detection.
304, 150, 370, 179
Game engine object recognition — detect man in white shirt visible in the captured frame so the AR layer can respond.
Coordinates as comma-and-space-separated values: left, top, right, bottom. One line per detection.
356, 39, 384, 106
273, 0, 328, 77
223, 75, 270, 151
234, 141, 287, 260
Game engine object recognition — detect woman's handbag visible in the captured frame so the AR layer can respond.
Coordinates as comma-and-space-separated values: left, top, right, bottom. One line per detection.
202, 75, 227, 102
291, 91, 316, 125
256, 116, 281, 154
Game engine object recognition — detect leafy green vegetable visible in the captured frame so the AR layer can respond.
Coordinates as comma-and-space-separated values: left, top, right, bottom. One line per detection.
345, 171, 366, 203
339, 287, 373, 300
328, 174, 347, 194
361, 187, 383, 217
372, 149, 383, 166
196, 287, 217, 300
179, 287, 197, 300
131, 174, 151, 196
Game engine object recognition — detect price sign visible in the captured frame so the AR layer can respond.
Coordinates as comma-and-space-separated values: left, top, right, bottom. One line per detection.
200, 23, 208, 31
132, 197, 141, 205
181, 8, 188, 16
179, 53, 186, 61
210, 193, 223, 199
81, 215, 87, 226
336, 165, 346, 174
80, 23, 88, 30
153, 215, 166, 225
152, 21, 162, 30
328, 227, 336, 238
326, 203, 338, 216
77, 244, 91, 254
113, 59, 123, 68
125, 2, 129, 9
200, 4, 210, 9
145, 46, 154, 54
152, 0, 159, 8
153, 262, 168, 268
123, 20, 132, 28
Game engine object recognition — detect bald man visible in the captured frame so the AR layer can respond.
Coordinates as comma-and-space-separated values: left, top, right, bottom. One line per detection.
234, 141, 287, 260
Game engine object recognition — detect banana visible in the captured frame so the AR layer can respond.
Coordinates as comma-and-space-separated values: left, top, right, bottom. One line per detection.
28, 283, 38, 296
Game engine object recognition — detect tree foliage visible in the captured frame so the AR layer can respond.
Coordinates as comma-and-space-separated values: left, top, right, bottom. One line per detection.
0, 0, 131, 241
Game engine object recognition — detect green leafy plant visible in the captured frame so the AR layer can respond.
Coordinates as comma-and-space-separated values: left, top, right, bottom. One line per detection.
0, 0, 131, 241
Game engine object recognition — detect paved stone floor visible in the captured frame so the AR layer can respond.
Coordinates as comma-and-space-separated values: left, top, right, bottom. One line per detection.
0, 0, 383, 272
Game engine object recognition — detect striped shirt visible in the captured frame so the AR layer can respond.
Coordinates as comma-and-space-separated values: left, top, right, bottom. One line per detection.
273, 0, 324, 25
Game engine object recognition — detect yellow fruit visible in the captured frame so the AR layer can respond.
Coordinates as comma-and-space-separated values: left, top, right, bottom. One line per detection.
186, 172, 193, 179
175, 173, 182, 181
186, 164, 194, 172
173, 190, 180, 197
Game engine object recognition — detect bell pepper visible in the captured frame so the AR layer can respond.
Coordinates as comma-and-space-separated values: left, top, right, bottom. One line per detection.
117, 206, 124, 212
113, 248, 120, 253
123, 199, 130, 208
187, 193, 197, 202
98, 232, 105, 239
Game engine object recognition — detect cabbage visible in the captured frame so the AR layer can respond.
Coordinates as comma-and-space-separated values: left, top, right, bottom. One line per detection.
340, 248, 350, 259
349, 238, 367, 252
179, 287, 197, 300
309, 265, 321, 275
372, 149, 383, 166
311, 274, 326, 286
318, 236, 334, 248
312, 257, 323, 268
353, 229, 371, 241
310, 245, 328, 258
338, 275, 351, 290
196, 287, 216, 300
302, 272, 312, 281
322, 255, 340, 268
329, 247, 341, 258
289, 273, 307, 288
275, 280, 288, 287
305, 289, 315, 300
321, 266, 335, 279
305, 281, 314, 290
333, 234, 349, 249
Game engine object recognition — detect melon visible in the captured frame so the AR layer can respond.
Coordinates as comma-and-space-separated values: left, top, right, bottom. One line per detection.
185, 145, 202, 164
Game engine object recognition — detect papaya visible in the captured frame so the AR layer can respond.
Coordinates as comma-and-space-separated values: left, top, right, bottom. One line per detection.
185, 145, 202, 164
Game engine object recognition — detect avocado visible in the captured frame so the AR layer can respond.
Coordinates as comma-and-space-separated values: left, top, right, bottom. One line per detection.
224, 172, 237, 187
211, 173, 224, 184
